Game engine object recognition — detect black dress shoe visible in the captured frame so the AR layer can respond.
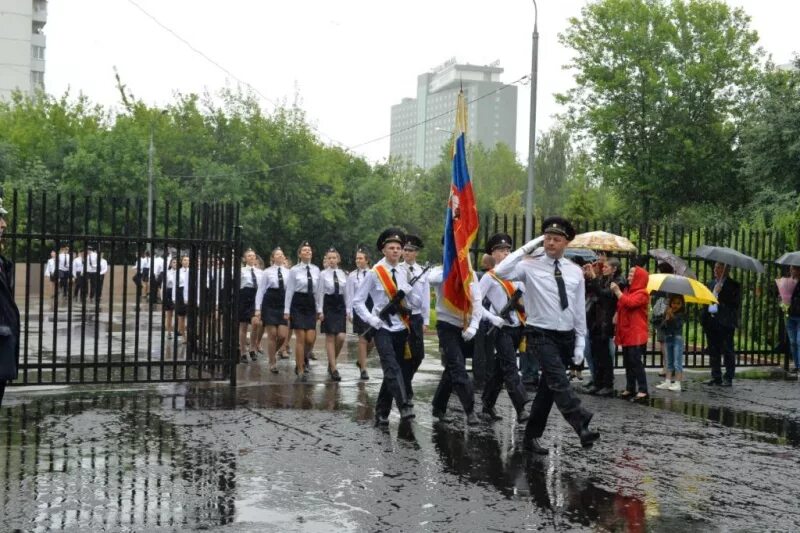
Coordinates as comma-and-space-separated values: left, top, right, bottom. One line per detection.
595, 387, 614, 397
432, 408, 451, 423
466, 412, 481, 426
704, 379, 722, 386
330, 369, 341, 382
481, 407, 503, 421
249, 351, 257, 362
579, 428, 600, 448
516, 411, 530, 424
721, 380, 732, 387
360, 369, 369, 380
375, 414, 390, 426
400, 406, 416, 420
524, 438, 549, 455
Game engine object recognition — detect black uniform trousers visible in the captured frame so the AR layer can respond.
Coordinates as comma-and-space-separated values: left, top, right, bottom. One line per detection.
591, 334, 614, 389
524, 326, 593, 441
400, 314, 425, 401
432, 322, 475, 415
87, 272, 103, 300
374, 328, 411, 417
74, 273, 86, 299
57, 270, 70, 298
706, 323, 736, 383
482, 324, 527, 413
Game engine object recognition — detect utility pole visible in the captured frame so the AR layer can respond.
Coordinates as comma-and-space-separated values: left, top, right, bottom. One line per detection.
147, 125, 154, 252
524, 0, 539, 241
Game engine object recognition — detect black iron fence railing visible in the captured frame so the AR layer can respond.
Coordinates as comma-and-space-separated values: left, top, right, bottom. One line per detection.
3, 189, 242, 386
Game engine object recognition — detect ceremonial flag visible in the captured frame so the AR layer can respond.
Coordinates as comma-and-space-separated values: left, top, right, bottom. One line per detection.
442, 91, 479, 319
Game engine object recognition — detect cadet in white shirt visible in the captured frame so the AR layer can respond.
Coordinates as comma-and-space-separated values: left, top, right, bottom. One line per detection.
56, 244, 72, 299
163, 258, 178, 337
84, 244, 100, 301
173, 255, 190, 339
317, 248, 348, 381
494, 216, 599, 454
398, 234, 430, 404
97, 253, 108, 301
283, 241, 320, 381
254, 247, 289, 374
44, 250, 56, 296
150, 253, 165, 304
345, 247, 373, 380
428, 258, 483, 426
72, 250, 85, 300
353, 228, 421, 424
239, 249, 261, 363
478, 233, 529, 424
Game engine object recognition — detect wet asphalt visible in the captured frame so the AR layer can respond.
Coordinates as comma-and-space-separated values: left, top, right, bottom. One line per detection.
2, 335, 800, 532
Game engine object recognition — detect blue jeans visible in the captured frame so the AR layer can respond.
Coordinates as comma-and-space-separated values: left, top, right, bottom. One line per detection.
787, 316, 800, 369
583, 334, 595, 380
664, 335, 684, 374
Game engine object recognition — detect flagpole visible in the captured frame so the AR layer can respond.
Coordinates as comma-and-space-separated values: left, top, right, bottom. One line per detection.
524, 0, 539, 241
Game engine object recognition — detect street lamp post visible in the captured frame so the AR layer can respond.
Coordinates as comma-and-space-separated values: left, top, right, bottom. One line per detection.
147, 125, 154, 252
524, 0, 539, 241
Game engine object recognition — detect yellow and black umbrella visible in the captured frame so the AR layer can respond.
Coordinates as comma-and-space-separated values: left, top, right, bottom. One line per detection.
646, 274, 717, 305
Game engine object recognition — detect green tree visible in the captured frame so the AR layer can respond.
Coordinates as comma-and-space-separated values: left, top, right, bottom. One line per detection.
558, 0, 762, 220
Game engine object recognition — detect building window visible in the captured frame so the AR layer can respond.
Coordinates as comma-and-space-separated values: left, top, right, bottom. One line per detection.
30, 70, 44, 87
32, 45, 45, 60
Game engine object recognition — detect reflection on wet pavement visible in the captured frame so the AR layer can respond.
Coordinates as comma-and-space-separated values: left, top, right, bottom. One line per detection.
2, 337, 800, 531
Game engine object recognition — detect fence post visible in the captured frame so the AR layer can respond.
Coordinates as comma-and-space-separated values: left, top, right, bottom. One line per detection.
229, 224, 243, 387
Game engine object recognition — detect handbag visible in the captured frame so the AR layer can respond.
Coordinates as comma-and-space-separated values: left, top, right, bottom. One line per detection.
651, 296, 667, 325
0, 325, 17, 381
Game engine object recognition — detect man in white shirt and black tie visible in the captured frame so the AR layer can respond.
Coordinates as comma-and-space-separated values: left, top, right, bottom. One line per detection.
495, 216, 599, 454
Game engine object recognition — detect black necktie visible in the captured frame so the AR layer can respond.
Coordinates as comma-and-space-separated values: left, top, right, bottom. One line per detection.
391, 268, 397, 287
333, 270, 340, 295
554, 260, 568, 310
277, 267, 284, 290
250, 267, 257, 289
306, 265, 313, 293
409, 265, 415, 274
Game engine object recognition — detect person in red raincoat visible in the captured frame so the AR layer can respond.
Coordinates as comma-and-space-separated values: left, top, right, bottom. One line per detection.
611, 266, 650, 401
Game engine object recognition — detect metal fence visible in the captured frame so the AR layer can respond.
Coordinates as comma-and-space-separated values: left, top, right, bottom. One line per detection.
3, 189, 242, 386
474, 213, 795, 369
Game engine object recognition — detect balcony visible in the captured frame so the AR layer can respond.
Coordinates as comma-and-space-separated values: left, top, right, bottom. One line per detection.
33, 0, 47, 23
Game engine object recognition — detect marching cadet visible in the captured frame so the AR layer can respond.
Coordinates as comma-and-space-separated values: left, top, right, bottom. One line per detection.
174, 255, 190, 340
164, 258, 178, 338
478, 233, 529, 424
353, 228, 420, 424
72, 248, 85, 300
283, 241, 320, 381
254, 247, 289, 374
428, 257, 483, 426
85, 243, 99, 301
398, 234, 430, 403
317, 248, 348, 381
56, 243, 71, 299
44, 249, 56, 297
239, 249, 261, 363
150, 251, 165, 304
494, 216, 600, 454
345, 247, 373, 380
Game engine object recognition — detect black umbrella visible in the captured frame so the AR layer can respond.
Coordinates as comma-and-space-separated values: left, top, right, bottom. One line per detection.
776, 252, 800, 267
692, 245, 765, 274
648, 248, 696, 279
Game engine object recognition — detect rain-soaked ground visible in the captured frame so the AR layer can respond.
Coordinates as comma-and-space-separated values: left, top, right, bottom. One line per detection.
2, 334, 800, 532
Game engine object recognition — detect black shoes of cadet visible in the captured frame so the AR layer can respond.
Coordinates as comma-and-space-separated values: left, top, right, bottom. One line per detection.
579, 414, 600, 448
481, 406, 503, 421
524, 438, 549, 455
516, 410, 530, 424
432, 407, 451, 423
374, 413, 389, 426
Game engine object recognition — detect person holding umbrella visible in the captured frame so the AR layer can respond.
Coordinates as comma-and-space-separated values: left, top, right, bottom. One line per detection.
700, 262, 742, 386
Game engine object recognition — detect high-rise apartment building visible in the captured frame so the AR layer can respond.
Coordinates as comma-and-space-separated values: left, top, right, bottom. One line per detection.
0, 0, 48, 100
390, 58, 517, 169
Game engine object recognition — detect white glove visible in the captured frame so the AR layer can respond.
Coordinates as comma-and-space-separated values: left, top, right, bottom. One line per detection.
521, 235, 545, 255
572, 346, 585, 366
369, 316, 386, 330
488, 314, 506, 328
462, 326, 477, 342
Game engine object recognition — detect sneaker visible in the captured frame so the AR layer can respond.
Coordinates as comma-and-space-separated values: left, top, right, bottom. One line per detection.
656, 381, 672, 390
668, 381, 682, 391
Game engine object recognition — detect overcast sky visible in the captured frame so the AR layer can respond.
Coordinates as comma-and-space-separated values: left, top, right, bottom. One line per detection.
45, 0, 799, 164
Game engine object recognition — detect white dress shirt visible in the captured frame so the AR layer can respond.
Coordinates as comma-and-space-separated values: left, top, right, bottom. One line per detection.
240, 265, 261, 290
172, 267, 190, 302
494, 248, 587, 353
100, 258, 108, 276
478, 272, 525, 327
352, 258, 421, 332
45, 258, 56, 277
85, 251, 99, 273
399, 261, 431, 325
283, 262, 321, 314
345, 268, 370, 317
316, 267, 347, 313
72, 256, 84, 276
152, 256, 165, 278
166, 269, 176, 291
427, 266, 483, 331
254, 265, 287, 310
57, 252, 71, 273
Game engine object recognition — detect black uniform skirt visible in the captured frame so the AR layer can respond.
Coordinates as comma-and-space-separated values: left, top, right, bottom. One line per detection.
141, 268, 150, 280
352, 295, 374, 335
175, 286, 187, 317
290, 292, 317, 330
163, 286, 175, 311
321, 294, 346, 334
238, 286, 257, 323
262, 288, 288, 326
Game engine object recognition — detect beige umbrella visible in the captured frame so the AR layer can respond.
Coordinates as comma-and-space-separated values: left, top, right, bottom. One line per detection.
569, 231, 638, 253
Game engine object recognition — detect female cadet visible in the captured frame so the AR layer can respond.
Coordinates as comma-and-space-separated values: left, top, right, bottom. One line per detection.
238, 249, 261, 363
254, 247, 289, 374
345, 248, 372, 380
283, 241, 320, 381
164, 258, 177, 338
174, 255, 190, 339
317, 248, 348, 381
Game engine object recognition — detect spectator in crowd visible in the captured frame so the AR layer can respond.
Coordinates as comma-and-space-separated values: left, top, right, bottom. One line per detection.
656, 295, 686, 391
612, 266, 650, 402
